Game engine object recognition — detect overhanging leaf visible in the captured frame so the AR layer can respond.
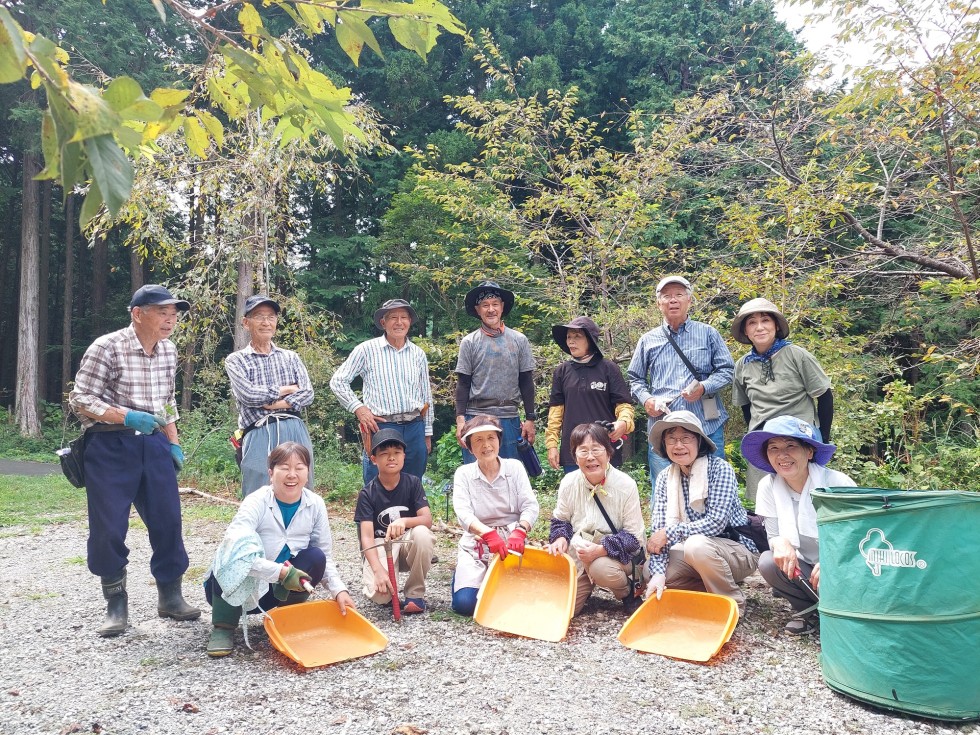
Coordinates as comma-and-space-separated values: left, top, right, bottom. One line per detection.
84, 134, 134, 217
79, 178, 104, 229
183, 116, 209, 158
67, 82, 121, 141
0, 7, 27, 83
103, 77, 142, 112
37, 111, 59, 180
239, 3, 263, 49
195, 109, 224, 148
336, 11, 383, 66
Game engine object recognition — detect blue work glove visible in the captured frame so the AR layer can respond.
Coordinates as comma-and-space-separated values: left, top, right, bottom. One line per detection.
170, 443, 185, 472
124, 410, 163, 434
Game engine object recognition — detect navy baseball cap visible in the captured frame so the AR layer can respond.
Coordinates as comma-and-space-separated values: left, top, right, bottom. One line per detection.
371, 429, 408, 455
244, 295, 281, 316
129, 285, 190, 312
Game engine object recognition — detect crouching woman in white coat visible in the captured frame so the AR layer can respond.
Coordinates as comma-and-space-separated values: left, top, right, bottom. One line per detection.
205, 441, 353, 657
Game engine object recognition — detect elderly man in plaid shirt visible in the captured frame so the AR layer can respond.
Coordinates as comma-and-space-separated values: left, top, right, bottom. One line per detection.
225, 295, 315, 497
330, 298, 433, 484
69, 284, 201, 637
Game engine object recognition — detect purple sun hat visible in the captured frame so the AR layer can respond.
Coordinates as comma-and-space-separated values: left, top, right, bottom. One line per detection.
740, 415, 836, 474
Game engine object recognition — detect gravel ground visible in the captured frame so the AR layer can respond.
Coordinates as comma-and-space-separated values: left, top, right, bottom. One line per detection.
1, 501, 976, 735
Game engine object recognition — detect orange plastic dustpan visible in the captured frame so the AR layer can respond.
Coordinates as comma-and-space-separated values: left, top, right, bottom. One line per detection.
473, 547, 576, 642
617, 589, 738, 662
264, 600, 388, 668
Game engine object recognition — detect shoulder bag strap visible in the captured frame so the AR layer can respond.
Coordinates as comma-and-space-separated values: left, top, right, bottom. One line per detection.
592, 492, 620, 534
662, 325, 705, 382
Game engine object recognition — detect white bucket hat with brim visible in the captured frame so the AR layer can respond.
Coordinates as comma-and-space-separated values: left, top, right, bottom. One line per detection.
731, 297, 791, 345
648, 410, 717, 458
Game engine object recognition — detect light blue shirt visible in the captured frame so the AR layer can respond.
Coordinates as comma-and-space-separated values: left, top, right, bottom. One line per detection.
627, 318, 734, 435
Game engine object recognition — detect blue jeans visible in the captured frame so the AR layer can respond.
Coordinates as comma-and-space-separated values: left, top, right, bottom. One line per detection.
648, 423, 726, 494
461, 415, 521, 464
362, 419, 428, 485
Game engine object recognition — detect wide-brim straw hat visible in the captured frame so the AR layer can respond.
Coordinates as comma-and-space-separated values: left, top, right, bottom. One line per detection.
731, 297, 790, 345
464, 281, 515, 319
740, 415, 836, 474
648, 410, 717, 459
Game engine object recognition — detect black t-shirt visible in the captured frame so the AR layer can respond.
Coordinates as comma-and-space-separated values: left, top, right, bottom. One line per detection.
354, 472, 430, 540
549, 356, 633, 467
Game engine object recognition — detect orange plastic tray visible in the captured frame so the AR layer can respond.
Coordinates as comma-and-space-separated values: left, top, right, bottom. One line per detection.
617, 589, 738, 662
264, 599, 388, 668
473, 547, 576, 642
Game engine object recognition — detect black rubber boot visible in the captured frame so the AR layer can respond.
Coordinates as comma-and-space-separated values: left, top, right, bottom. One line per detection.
157, 577, 202, 621
206, 593, 241, 658
98, 571, 128, 637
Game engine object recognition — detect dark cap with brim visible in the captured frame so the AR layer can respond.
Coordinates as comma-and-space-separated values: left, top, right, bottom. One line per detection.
130, 284, 190, 312
552, 316, 602, 357
371, 428, 408, 455
373, 299, 419, 331
244, 295, 281, 317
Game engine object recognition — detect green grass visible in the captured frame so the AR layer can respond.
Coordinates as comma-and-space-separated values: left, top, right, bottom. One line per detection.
0, 475, 87, 526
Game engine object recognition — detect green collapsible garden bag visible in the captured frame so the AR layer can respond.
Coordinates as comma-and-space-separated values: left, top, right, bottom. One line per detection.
811, 487, 980, 721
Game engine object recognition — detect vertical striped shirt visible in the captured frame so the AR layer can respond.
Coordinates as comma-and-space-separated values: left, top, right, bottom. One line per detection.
329, 336, 434, 435
69, 325, 179, 429
224, 343, 314, 428
627, 318, 735, 435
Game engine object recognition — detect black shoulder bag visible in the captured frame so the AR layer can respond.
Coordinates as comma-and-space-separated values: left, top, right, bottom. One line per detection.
662, 327, 721, 419
592, 493, 646, 597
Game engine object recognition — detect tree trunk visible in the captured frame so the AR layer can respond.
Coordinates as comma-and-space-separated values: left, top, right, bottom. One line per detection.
180, 338, 197, 413
91, 233, 108, 336
15, 152, 42, 437
130, 245, 144, 292
37, 179, 52, 403
61, 193, 76, 411
234, 257, 253, 350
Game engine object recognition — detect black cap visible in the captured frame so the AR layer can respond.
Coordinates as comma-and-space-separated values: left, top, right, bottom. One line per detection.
370, 428, 407, 455
129, 284, 190, 312
243, 295, 281, 317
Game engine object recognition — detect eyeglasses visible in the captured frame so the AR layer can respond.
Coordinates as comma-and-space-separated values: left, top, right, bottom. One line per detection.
574, 446, 608, 459
248, 314, 278, 323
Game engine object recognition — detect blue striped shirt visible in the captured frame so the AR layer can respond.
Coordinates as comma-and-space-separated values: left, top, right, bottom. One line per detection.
627, 318, 734, 435
329, 337, 434, 435
648, 455, 757, 576
225, 343, 314, 428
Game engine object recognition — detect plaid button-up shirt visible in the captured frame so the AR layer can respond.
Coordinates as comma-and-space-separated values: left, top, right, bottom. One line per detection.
69, 325, 179, 429
224, 343, 314, 428
647, 455, 757, 576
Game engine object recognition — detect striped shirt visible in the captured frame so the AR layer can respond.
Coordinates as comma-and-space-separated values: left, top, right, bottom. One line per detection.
330, 336, 434, 435
627, 318, 734, 435
648, 455, 757, 576
225, 343, 314, 428
69, 324, 179, 429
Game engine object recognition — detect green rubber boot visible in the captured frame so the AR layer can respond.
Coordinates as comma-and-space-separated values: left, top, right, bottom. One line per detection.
206, 593, 242, 658
157, 576, 201, 621
98, 571, 128, 638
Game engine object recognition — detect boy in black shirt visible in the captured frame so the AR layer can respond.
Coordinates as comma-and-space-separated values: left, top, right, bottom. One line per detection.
354, 429, 435, 613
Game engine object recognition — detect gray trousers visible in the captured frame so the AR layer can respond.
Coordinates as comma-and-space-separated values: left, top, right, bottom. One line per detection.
666, 535, 759, 615
757, 550, 818, 613
240, 417, 314, 497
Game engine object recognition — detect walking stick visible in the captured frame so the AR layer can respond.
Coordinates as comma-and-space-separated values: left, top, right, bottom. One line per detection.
385, 537, 402, 622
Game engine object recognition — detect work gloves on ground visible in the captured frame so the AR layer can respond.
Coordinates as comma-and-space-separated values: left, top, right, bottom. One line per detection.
481, 529, 508, 559
124, 410, 164, 434
506, 528, 527, 555
282, 565, 313, 592
645, 573, 666, 601
170, 443, 184, 472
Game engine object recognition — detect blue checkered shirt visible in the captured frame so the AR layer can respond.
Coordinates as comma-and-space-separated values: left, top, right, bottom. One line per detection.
647, 455, 757, 576
225, 343, 314, 428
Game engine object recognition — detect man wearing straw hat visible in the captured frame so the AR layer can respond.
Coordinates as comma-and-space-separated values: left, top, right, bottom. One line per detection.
331, 298, 433, 484
225, 295, 316, 497
454, 280, 537, 462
